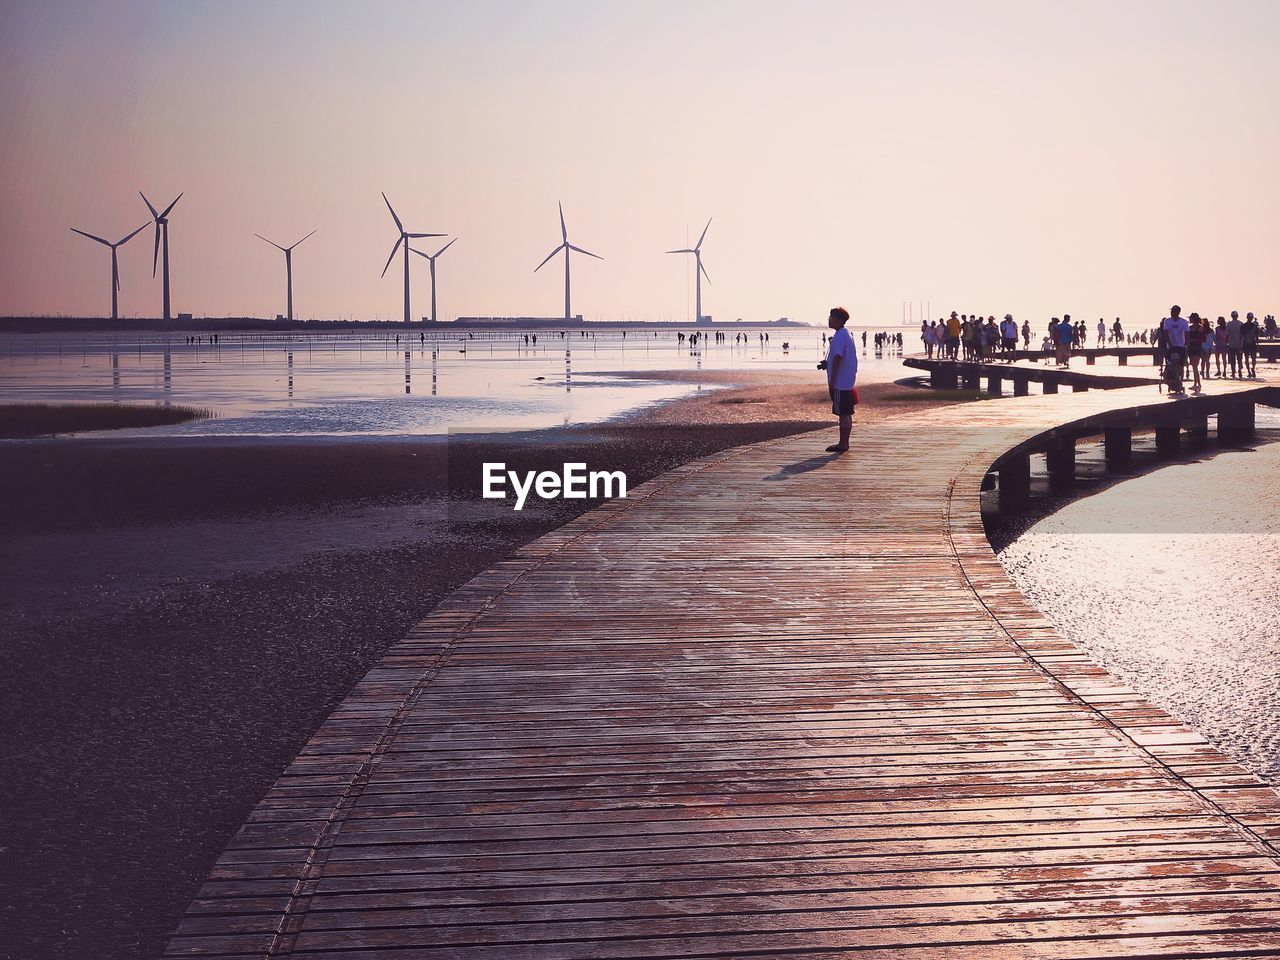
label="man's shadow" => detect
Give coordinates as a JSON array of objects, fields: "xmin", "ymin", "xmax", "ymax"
[{"xmin": 764, "ymin": 454, "xmax": 840, "ymax": 481}]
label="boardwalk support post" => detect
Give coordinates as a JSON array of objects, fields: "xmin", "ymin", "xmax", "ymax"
[
  {"xmin": 1118, "ymin": 354, "xmax": 1128, "ymax": 366},
  {"xmin": 1219, "ymin": 401, "xmax": 1255, "ymax": 445},
  {"xmin": 1155, "ymin": 423, "xmax": 1181, "ymax": 456},
  {"xmin": 1072, "ymin": 382, "xmax": 1090, "ymax": 393},
  {"xmin": 1087, "ymin": 354, "xmax": 1097, "ymax": 366},
  {"xmin": 998, "ymin": 454, "xmax": 1031, "ymax": 503},
  {"xmin": 932, "ymin": 364, "xmax": 958, "ymax": 390},
  {"xmin": 1042, "ymin": 380, "xmax": 1059, "ymax": 395},
  {"xmin": 962, "ymin": 366, "xmax": 980, "ymax": 390},
  {"xmin": 1013, "ymin": 376, "xmax": 1029, "ymax": 397},
  {"xmin": 987, "ymin": 373, "xmax": 1003, "ymax": 397},
  {"xmin": 1187, "ymin": 414, "xmax": 1209, "ymax": 442},
  {"xmin": 1045, "ymin": 436, "xmax": 1076, "ymax": 486},
  {"xmin": 1104, "ymin": 426, "xmax": 1132, "ymax": 470}
]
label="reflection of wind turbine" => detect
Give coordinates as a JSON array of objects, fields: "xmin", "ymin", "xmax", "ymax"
[
  {"xmin": 534, "ymin": 202, "xmax": 601, "ymax": 323},
  {"xmin": 71, "ymin": 222, "xmax": 149, "ymax": 321},
  {"xmin": 255, "ymin": 230, "xmax": 316, "ymax": 321},
  {"xmin": 140, "ymin": 192, "xmax": 183, "ymax": 321},
  {"xmin": 666, "ymin": 218, "xmax": 712, "ymax": 324},
  {"xmin": 410, "ymin": 238, "xmax": 457, "ymax": 323},
  {"xmin": 380, "ymin": 193, "xmax": 445, "ymax": 323}
]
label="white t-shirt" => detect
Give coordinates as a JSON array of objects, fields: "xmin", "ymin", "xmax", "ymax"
[
  {"xmin": 1227, "ymin": 318, "xmax": 1244, "ymax": 348},
  {"xmin": 1162, "ymin": 316, "xmax": 1189, "ymax": 349},
  {"xmin": 826, "ymin": 326, "xmax": 858, "ymax": 391}
]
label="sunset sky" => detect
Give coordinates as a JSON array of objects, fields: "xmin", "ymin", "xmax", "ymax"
[{"xmin": 2, "ymin": 0, "xmax": 1277, "ymax": 326}]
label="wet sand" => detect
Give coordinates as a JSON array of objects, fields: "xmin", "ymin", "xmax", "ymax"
[{"xmin": 0, "ymin": 378, "xmax": 955, "ymax": 960}]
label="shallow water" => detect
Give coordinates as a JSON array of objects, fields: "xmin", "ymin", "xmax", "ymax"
[
  {"xmin": 0, "ymin": 327, "xmax": 913, "ymax": 437},
  {"xmin": 998, "ymin": 432, "xmax": 1280, "ymax": 783}
]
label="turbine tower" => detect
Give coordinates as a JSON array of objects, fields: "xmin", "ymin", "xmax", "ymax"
[
  {"xmin": 70, "ymin": 222, "xmax": 149, "ymax": 321},
  {"xmin": 255, "ymin": 230, "xmax": 316, "ymax": 322},
  {"xmin": 666, "ymin": 218, "xmax": 712, "ymax": 324},
  {"xmin": 140, "ymin": 192, "xmax": 183, "ymax": 321},
  {"xmin": 380, "ymin": 193, "xmax": 445, "ymax": 324},
  {"xmin": 534, "ymin": 202, "xmax": 602, "ymax": 323},
  {"xmin": 410, "ymin": 238, "xmax": 457, "ymax": 323}
]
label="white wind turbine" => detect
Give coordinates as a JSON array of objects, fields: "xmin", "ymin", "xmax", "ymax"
[
  {"xmin": 666, "ymin": 218, "xmax": 712, "ymax": 324},
  {"xmin": 140, "ymin": 191, "xmax": 183, "ymax": 321},
  {"xmin": 410, "ymin": 238, "xmax": 457, "ymax": 323},
  {"xmin": 255, "ymin": 230, "xmax": 316, "ymax": 322},
  {"xmin": 71, "ymin": 222, "xmax": 149, "ymax": 321},
  {"xmin": 534, "ymin": 202, "xmax": 601, "ymax": 323},
  {"xmin": 380, "ymin": 193, "xmax": 446, "ymax": 323}
]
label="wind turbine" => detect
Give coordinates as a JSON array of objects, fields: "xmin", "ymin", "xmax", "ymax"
[
  {"xmin": 140, "ymin": 192, "xmax": 183, "ymax": 321},
  {"xmin": 667, "ymin": 218, "xmax": 712, "ymax": 324},
  {"xmin": 70, "ymin": 222, "xmax": 149, "ymax": 321},
  {"xmin": 255, "ymin": 230, "xmax": 316, "ymax": 321},
  {"xmin": 410, "ymin": 238, "xmax": 457, "ymax": 323},
  {"xmin": 534, "ymin": 202, "xmax": 602, "ymax": 323},
  {"xmin": 380, "ymin": 193, "xmax": 445, "ymax": 323}
]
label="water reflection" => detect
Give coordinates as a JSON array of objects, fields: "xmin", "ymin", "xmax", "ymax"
[{"xmin": 1, "ymin": 327, "xmax": 916, "ymax": 437}]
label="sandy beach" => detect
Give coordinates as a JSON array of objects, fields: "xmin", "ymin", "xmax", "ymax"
[{"xmin": 0, "ymin": 375, "xmax": 959, "ymax": 960}]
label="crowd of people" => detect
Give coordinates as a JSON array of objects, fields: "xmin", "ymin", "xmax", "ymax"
[
  {"xmin": 1156, "ymin": 306, "xmax": 1270, "ymax": 395},
  {"xmin": 919, "ymin": 311, "xmax": 1277, "ymax": 374}
]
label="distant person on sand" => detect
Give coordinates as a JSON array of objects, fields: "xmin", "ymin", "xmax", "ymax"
[{"xmin": 818, "ymin": 306, "xmax": 857, "ymax": 454}]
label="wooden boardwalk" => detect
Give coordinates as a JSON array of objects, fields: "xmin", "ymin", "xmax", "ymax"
[{"xmin": 168, "ymin": 379, "xmax": 1280, "ymax": 959}]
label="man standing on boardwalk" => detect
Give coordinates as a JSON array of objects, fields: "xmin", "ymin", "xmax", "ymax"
[
  {"xmin": 1227, "ymin": 310, "xmax": 1244, "ymax": 378},
  {"xmin": 1054, "ymin": 314, "xmax": 1075, "ymax": 367},
  {"xmin": 819, "ymin": 306, "xmax": 857, "ymax": 453}
]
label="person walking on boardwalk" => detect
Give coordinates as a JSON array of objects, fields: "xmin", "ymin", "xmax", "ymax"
[
  {"xmin": 1186, "ymin": 313, "xmax": 1206, "ymax": 393},
  {"xmin": 1213, "ymin": 317, "xmax": 1228, "ymax": 378},
  {"xmin": 1227, "ymin": 310, "xmax": 1244, "ymax": 378},
  {"xmin": 1000, "ymin": 314, "xmax": 1018, "ymax": 361},
  {"xmin": 945, "ymin": 311, "xmax": 961, "ymax": 359},
  {"xmin": 1242, "ymin": 312, "xmax": 1260, "ymax": 378},
  {"xmin": 1112, "ymin": 317, "xmax": 1124, "ymax": 345},
  {"xmin": 1097, "ymin": 318, "xmax": 1106, "ymax": 346},
  {"xmin": 1021, "ymin": 318, "xmax": 1031, "ymax": 349},
  {"xmin": 1161, "ymin": 305, "xmax": 1190, "ymax": 395},
  {"xmin": 1053, "ymin": 315, "xmax": 1074, "ymax": 367},
  {"xmin": 819, "ymin": 306, "xmax": 857, "ymax": 453}
]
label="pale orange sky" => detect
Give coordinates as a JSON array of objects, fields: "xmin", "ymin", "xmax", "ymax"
[{"xmin": 1, "ymin": 0, "xmax": 1277, "ymax": 325}]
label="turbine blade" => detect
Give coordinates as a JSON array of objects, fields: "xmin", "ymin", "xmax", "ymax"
[
  {"xmin": 152, "ymin": 224, "xmax": 161, "ymax": 277},
  {"xmin": 406, "ymin": 232, "xmax": 446, "ymax": 239},
  {"xmin": 534, "ymin": 244, "xmax": 566, "ymax": 273},
  {"xmin": 255, "ymin": 233, "xmax": 286, "ymax": 252},
  {"xmin": 118, "ymin": 223, "xmax": 149, "ymax": 246},
  {"xmin": 665, "ymin": 248, "xmax": 695, "ymax": 255},
  {"xmin": 290, "ymin": 229, "xmax": 317, "ymax": 250},
  {"xmin": 71, "ymin": 227, "xmax": 110, "ymax": 246},
  {"xmin": 159, "ymin": 192, "xmax": 183, "ymax": 218},
  {"xmin": 567, "ymin": 243, "xmax": 602, "ymax": 260},
  {"xmin": 381, "ymin": 235, "xmax": 403, "ymax": 278},
  {"xmin": 558, "ymin": 202, "xmax": 567, "ymax": 242},
  {"xmin": 140, "ymin": 192, "xmax": 159, "ymax": 219},
  {"xmin": 700, "ymin": 259, "xmax": 712, "ymax": 285},
  {"xmin": 409, "ymin": 247, "xmax": 430, "ymax": 259},
  {"xmin": 382, "ymin": 192, "xmax": 403, "ymax": 232},
  {"xmin": 434, "ymin": 237, "xmax": 457, "ymax": 257},
  {"xmin": 696, "ymin": 217, "xmax": 712, "ymax": 251}
]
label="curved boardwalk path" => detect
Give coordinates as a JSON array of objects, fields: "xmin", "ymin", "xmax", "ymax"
[{"xmin": 169, "ymin": 380, "xmax": 1280, "ymax": 959}]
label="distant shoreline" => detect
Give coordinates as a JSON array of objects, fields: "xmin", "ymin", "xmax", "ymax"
[{"xmin": 0, "ymin": 315, "xmax": 816, "ymax": 334}]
